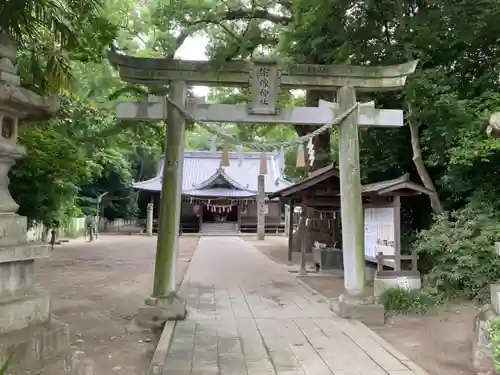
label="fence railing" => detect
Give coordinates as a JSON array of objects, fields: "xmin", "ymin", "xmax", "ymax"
[
  {"xmin": 26, "ymin": 217, "xmax": 87, "ymax": 242},
  {"xmin": 26, "ymin": 217, "xmax": 145, "ymax": 242},
  {"xmin": 102, "ymin": 218, "xmax": 142, "ymax": 232}
]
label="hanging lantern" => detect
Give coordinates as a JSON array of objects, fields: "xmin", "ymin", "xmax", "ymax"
[
  {"xmin": 220, "ymin": 141, "xmax": 230, "ymax": 167},
  {"xmin": 259, "ymin": 151, "xmax": 268, "ymax": 175},
  {"xmin": 296, "ymin": 143, "xmax": 306, "ymax": 167}
]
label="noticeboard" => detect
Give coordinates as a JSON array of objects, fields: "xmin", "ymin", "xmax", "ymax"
[{"xmin": 364, "ymin": 207, "xmax": 396, "ymax": 259}]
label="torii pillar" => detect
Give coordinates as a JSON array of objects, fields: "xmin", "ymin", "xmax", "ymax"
[{"xmin": 139, "ymin": 82, "xmax": 187, "ymax": 325}]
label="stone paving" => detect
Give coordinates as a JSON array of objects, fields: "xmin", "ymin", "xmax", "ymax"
[{"xmin": 164, "ymin": 237, "xmax": 429, "ymax": 375}]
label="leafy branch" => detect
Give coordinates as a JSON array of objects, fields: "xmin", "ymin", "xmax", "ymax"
[{"xmin": 165, "ymin": 5, "xmax": 289, "ymax": 59}]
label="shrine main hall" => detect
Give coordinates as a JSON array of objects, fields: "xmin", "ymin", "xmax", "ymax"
[{"xmin": 134, "ymin": 150, "xmax": 290, "ymax": 234}]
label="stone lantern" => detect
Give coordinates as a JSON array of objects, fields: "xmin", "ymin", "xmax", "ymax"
[{"xmin": 0, "ymin": 33, "xmax": 70, "ymax": 372}]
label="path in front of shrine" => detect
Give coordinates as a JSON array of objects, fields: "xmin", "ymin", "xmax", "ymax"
[{"xmin": 165, "ymin": 237, "xmax": 428, "ymax": 375}]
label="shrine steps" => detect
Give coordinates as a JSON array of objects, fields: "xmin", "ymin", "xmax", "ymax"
[{"xmin": 199, "ymin": 222, "xmax": 239, "ymax": 236}]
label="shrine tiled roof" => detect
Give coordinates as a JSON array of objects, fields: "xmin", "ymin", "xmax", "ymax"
[{"xmin": 133, "ymin": 150, "xmax": 291, "ymax": 197}]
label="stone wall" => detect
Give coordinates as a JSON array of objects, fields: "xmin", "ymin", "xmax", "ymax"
[{"xmin": 471, "ymin": 241, "xmax": 500, "ymax": 373}]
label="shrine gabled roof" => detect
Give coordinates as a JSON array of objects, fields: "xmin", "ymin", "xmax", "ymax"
[
  {"xmin": 133, "ymin": 150, "xmax": 291, "ymax": 195},
  {"xmin": 267, "ymin": 164, "xmax": 339, "ymax": 199},
  {"xmin": 185, "ymin": 167, "xmax": 253, "ymax": 193},
  {"xmin": 361, "ymin": 173, "xmax": 434, "ymax": 196}
]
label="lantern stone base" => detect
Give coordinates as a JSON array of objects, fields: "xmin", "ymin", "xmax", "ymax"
[
  {"xmin": 0, "ymin": 319, "xmax": 71, "ymax": 374},
  {"xmin": 0, "ymin": 215, "xmax": 71, "ymax": 372},
  {"xmin": 0, "ymin": 221, "xmax": 52, "ymax": 335},
  {"xmin": 136, "ymin": 292, "xmax": 187, "ymax": 328},
  {"xmin": 0, "ymin": 289, "xmax": 51, "ymax": 335},
  {"xmin": 331, "ymin": 293, "xmax": 385, "ymax": 325}
]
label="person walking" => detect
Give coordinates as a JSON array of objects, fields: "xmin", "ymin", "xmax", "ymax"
[{"xmin": 85, "ymin": 211, "xmax": 96, "ymax": 241}]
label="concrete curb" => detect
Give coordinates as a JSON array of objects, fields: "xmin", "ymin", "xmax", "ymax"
[
  {"xmin": 145, "ymin": 238, "xmax": 200, "ymax": 375},
  {"xmin": 146, "ymin": 321, "xmax": 176, "ymax": 375}
]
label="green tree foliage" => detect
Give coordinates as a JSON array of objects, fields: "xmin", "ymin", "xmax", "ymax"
[
  {"xmin": 414, "ymin": 202, "xmax": 500, "ymax": 302},
  {"xmin": 1, "ymin": 0, "xmax": 118, "ymax": 92},
  {"xmin": 8, "ymin": 90, "xmax": 162, "ymax": 226},
  {"xmin": 10, "ymin": 119, "xmax": 91, "ymax": 226},
  {"xmin": 2, "ymin": 0, "xmax": 165, "ymax": 226},
  {"xmin": 78, "ymin": 149, "xmax": 138, "ymax": 221}
]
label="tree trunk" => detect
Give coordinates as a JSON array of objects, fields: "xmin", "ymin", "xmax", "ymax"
[
  {"xmin": 394, "ymin": 0, "xmax": 445, "ymax": 216},
  {"xmin": 408, "ymin": 105, "xmax": 445, "ymax": 214}
]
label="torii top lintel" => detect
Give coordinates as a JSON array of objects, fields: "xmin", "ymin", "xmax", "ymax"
[{"xmin": 107, "ymin": 51, "xmax": 418, "ymax": 92}]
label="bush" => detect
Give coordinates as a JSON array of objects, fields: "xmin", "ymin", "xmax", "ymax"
[
  {"xmin": 378, "ymin": 287, "xmax": 439, "ymax": 315},
  {"xmin": 413, "ymin": 203, "xmax": 500, "ymax": 302}
]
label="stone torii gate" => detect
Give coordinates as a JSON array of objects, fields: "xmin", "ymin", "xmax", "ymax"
[{"xmin": 108, "ymin": 51, "xmax": 417, "ymax": 323}]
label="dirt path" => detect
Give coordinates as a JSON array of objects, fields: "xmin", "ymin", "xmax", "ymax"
[
  {"xmin": 248, "ymin": 236, "xmax": 476, "ymax": 375},
  {"xmin": 35, "ymin": 235, "xmax": 199, "ymax": 375}
]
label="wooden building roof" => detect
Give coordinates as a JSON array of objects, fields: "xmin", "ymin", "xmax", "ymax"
[{"xmin": 268, "ymin": 165, "xmax": 433, "ymax": 206}]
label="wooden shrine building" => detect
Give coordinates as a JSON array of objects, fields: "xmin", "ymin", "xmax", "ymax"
[
  {"xmin": 269, "ymin": 165, "xmax": 434, "ymax": 268},
  {"xmin": 134, "ymin": 150, "xmax": 290, "ymax": 233}
]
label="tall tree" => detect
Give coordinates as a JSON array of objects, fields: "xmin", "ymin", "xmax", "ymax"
[{"xmin": 1, "ymin": 0, "xmax": 118, "ymax": 92}]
